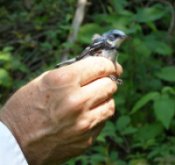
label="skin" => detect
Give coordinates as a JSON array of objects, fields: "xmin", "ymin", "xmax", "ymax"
[{"xmin": 0, "ymin": 57, "xmax": 123, "ymax": 165}]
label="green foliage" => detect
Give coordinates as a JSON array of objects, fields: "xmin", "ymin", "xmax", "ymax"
[
  {"xmin": 156, "ymin": 66, "xmax": 175, "ymax": 82},
  {"xmin": 131, "ymin": 92, "xmax": 160, "ymax": 114},
  {"xmin": 134, "ymin": 4, "xmax": 167, "ymax": 23},
  {"xmin": 0, "ymin": 0, "xmax": 175, "ymax": 164},
  {"xmin": 154, "ymin": 93, "xmax": 175, "ymax": 129},
  {"xmin": 0, "ymin": 68, "xmax": 12, "ymax": 87}
]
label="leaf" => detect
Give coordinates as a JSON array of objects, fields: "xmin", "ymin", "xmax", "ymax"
[
  {"xmin": 116, "ymin": 115, "xmax": 131, "ymax": 131},
  {"xmin": 0, "ymin": 53, "xmax": 12, "ymax": 63},
  {"xmin": 131, "ymin": 92, "xmax": 160, "ymax": 114},
  {"xmin": 135, "ymin": 5, "xmax": 167, "ymax": 23},
  {"xmin": 121, "ymin": 126, "xmax": 137, "ymax": 135},
  {"xmin": 162, "ymin": 86, "xmax": 175, "ymax": 95},
  {"xmin": 155, "ymin": 42, "xmax": 172, "ymax": 56},
  {"xmin": 11, "ymin": 59, "xmax": 28, "ymax": 72},
  {"xmin": 0, "ymin": 68, "xmax": 12, "ymax": 87},
  {"xmin": 153, "ymin": 94, "xmax": 175, "ymax": 129},
  {"xmin": 89, "ymin": 153, "xmax": 105, "ymax": 164},
  {"xmin": 156, "ymin": 66, "xmax": 175, "ymax": 82},
  {"xmin": 3, "ymin": 46, "xmax": 14, "ymax": 52},
  {"xmin": 132, "ymin": 38, "xmax": 151, "ymax": 57},
  {"xmin": 145, "ymin": 35, "xmax": 173, "ymax": 56},
  {"xmin": 134, "ymin": 123, "xmax": 163, "ymax": 142},
  {"xmin": 97, "ymin": 121, "xmax": 116, "ymax": 142},
  {"xmin": 0, "ymin": 50, "xmax": 12, "ymax": 63},
  {"xmin": 130, "ymin": 159, "xmax": 149, "ymax": 165},
  {"xmin": 110, "ymin": 0, "xmax": 127, "ymax": 14}
]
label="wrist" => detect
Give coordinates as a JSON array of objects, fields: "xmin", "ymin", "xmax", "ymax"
[
  {"xmin": 0, "ymin": 84, "xmax": 38, "ymax": 164},
  {"xmin": 0, "ymin": 95, "xmax": 28, "ymax": 152}
]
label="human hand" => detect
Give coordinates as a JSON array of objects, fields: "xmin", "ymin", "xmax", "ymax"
[{"xmin": 0, "ymin": 57, "xmax": 122, "ymax": 165}]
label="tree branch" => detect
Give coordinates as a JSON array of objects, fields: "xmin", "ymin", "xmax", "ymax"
[{"xmin": 60, "ymin": 0, "xmax": 89, "ymax": 61}]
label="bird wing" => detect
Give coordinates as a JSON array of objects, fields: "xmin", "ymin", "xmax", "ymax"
[
  {"xmin": 55, "ymin": 58, "xmax": 76, "ymax": 68},
  {"xmin": 76, "ymin": 38, "xmax": 106, "ymax": 60},
  {"xmin": 92, "ymin": 34, "xmax": 102, "ymax": 41}
]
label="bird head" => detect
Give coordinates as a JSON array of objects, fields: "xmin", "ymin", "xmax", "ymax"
[{"xmin": 103, "ymin": 29, "xmax": 128, "ymax": 48}]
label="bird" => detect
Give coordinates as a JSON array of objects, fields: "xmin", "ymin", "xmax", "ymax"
[{"xmin": 55, "ymin": 29, "xmax": 128, "ymax": 84}]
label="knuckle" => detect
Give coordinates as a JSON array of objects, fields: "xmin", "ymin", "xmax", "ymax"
[
  {"xmin": 41, "ymin": 71, "xmax": 53, "ymax": 86},
  {"xmin": 98, "ymin": 65, "xmax": 106, "ymax": 76},
  {"xmin": 79, "ymin": 137, "xmax": 93, "ymax": 149},
  {"xmin": 55, "ymin": 70, "xmax": 75, "ymax": 83},
  {"xmin": 107, "ymin": 100, "xmax": 115, "ymax": 117},
  {"xmin": 101, "ymin": 99, "xmax": 115, "ymax": 118},
  {"xmin": 66, "ymin": 93, "xmax": 83, "ymax": 110},
  {"xmin": 106, "ymin": 78, "xmax": 117, "ymax": 93},
  {"xmin": 43, "ymin": 69, "xmax": 76, "ymax": 86},
  {"xmin": 100, "ymin": 108, "xmax": 107, "ymax": 118},
  {"xmin": 79, "ymin": 120, "xmax": 91, "ymax": 133},
  {"xmin": 91, "ymin": 57, "xmax": 114, "ymax": 76},
  {"xmin": 116, "ymin": 63, "xmax": 123, "ymax": 76},
  {"xmin": 85, "ymin": 137, "xmax": 93, "ymax": 147},
  {"xmin": 111, "ymin": 82, "xmax": 117, "ymax": 93},
  {"xmin": 102, "ymin": 78, "xmax": 117, "ymax": 99}
]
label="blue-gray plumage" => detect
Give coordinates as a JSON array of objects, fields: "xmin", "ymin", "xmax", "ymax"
[{"xmin": 56, "ymin": 29, "xmax": 128, "ymax": 83}]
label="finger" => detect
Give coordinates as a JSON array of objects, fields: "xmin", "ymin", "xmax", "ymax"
[
  {"xmin": 115, "ymin": 62, "xmax": 123, "ymax": 76},
  {"xmin": 78, "ymin": 123, "xmax": 105, "ymax": 148},
  {"xmin": 68, "ymin": 123, "xmax": 105, "ymax": 148},
  {"xmin": 69, "ymin": 56, "xmax": 117, "ymax": 86},
  {"xmin": 88, "ymin": 98, "xmax": 115, "ymax": 128},
  {"xmin": 80, "ymin": 77, "xmax": 117, "ymax": 109},
  {"xmin": 68, "ymin": 99, "xmax": 114, "ymax": 135}
]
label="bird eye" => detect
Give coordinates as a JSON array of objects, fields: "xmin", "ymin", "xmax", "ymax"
[{"xmin": 113, "ymin": 34, "xmax": 120, "ymax": 38}]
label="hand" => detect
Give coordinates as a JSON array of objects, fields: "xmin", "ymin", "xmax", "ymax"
[{"xmin": 0, "ymin": 57, "xmax": 122, "ymax": 165}]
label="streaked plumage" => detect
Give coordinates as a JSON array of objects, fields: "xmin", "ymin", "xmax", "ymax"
[{"xmin": 56, "ymin": 29, "xmax": 128, "ymax": 83}]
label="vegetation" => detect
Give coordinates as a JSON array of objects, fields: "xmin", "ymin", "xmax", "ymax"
[{"xmin": 0, "ymin": 0, "xmax": 175, "ymax": 164}]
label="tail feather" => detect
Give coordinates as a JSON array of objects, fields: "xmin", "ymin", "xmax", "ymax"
[{"xmin": 55, "ymin": 58, "xmax": 76, "ymax": 68}]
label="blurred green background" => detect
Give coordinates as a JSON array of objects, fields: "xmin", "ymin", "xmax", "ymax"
[{"xmin": 0, "ymin": 0, "xmax": 175, "ymax": 164}]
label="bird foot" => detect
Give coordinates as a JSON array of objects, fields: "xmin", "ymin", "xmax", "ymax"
[
  {"xmin": 116, "ymin": 78, "xmax": 123, "ymax": 85},
  {"xmin": 109, "ymin": 75, "xmax": 123, "ymax": 85}
]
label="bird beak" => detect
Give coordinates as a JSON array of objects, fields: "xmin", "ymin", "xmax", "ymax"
[
  {"xmin": 121, "ymin": 35, "xmax": 130, "ymax": 40},
  {"xmin": 115, "ymin": 35, "xmax": 130, "ymax": 48}
]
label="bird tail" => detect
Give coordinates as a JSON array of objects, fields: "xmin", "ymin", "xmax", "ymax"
[{"xmin": 55, "ymin": 58, "xmax": 76, "ymax": 68}]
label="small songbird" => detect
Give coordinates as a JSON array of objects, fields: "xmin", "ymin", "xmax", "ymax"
[{"xmin": 56, "ymin": 29, "xmax": 128, "ymax": 84}]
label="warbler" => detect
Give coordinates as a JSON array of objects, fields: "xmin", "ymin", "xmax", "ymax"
[{"xmin": 56, "ymin": 29, "xmax": 128, "ymax": 84}]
